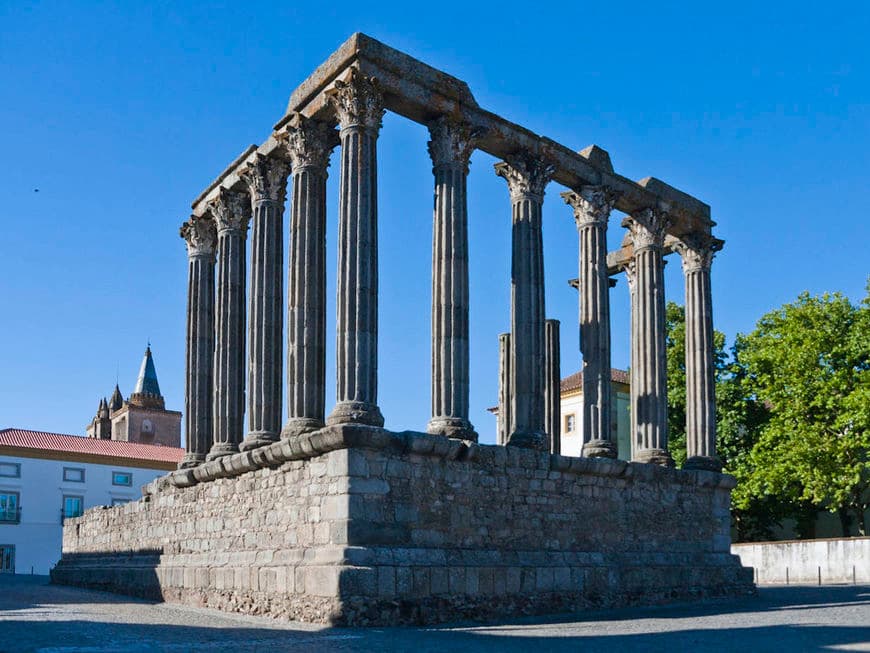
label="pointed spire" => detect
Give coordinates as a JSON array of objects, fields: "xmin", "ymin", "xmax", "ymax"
[
  {"xmin": 134, "ymin": 345, "xmax": 162, "ymax": 397},
  {"xmin": 109, "ymin": 384, "xmax": 124, "ymax": 411}
]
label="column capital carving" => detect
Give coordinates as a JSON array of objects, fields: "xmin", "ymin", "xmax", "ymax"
[
  {"xmin": 494, "ymin": 153, "xmax": 555, "ymax": 202},
  {"xmin": 280, "ymin": 114, "xmax": 340, "ymax": 172},
  {"xmin": 673, "ymin": 233, "xmax": 724, "ymax": 274},
  {"xmin": 561, "ymin": 185, "xmax": 620, "ymax": 228},
  {"xmin": 180, "ymin": 215, "xmax": 217, "ymax": 258},
  {"xmin": 622, "ymin": 207, "xmax": 670, "ymax": 251},
  {"xmin": 426, "ymin": 117, "xmax": 484, "ymax": 172},
  {"xmin": 326, "ymin": 68, "xmax": 385, "ymax": 132},
  {"xmin": 240, "ymin": 153, "xmax": 290, "ymax": 204},
  {"xmin": 208, "ymin": 188, "xmax": 251, "ymax": 234}
]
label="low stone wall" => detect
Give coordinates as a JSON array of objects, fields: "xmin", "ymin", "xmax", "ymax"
[
  {"xmin": 732, "ymin": 537, "xmax": 870, "ymax": 584},
  {"xmin": 52, "ymin": 425, "xmax": 754, "ymax": 625}
]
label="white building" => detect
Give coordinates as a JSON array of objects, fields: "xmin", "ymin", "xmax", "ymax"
[
  {"xmin": 0, "ymin": 428, "xmax": 182, "ymax": 575},
  {"xmin": 558, "ymin": 369, "xmax": 631, "ymax": 458}
]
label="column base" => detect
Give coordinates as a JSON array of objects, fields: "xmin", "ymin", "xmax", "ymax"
[
  {"xmin": 206, "ymin": 442, "xmax": 240, "ymax": 461},
  {"xmin": 178, "ymin": 453, "xmax": 205, "ymax": 469},
  {"xmin": 633, "ymin": 448, "xmax": 675, "ymax": 467},
  {"xmin": 426, "ymin": 417, "xmax": 478, "ymax": 442},
  {"xmin": 326, "ymin": 401, "xmax": 385, "ymax": 428},
  {"xmin": 582, "ymin": 439, "xmax": 618, "ymax": 459},
  {"xmin": 683, "ymin": 455, "xmax": 723, "ymax": 473},
  {"xmin": 507, "ymin": 429, "xmax": 546, "ymax": 451},
  {"xmin": 281, "ymin": 417, "xmax": 325, "ymax": 439},
  {"xmin": 239, "ymin": 431, "xmax": 280, "ymax": 451}
]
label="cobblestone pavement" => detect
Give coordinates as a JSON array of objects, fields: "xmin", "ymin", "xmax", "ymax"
[{"xmin": 0, "ymin": 576, "xmax": 868, "ymax": 652}]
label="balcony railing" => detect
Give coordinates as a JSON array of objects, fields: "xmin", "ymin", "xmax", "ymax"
[{"xmin": 0, "ymin": 508, "xmax": 21, "ymax": 524}]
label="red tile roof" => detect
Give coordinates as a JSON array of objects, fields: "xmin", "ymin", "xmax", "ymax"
[
  {"xmin": 0, "ymin": 428, "xmax": 184, "ymax": 464},
  {"xmin": 560, "ymin": 368, "xmax": 630, "ymax": 394}
]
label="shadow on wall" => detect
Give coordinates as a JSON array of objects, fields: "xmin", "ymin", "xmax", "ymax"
[{"xmin": 49, "ymin": 548, "xmax": 164, "ymax": 601}]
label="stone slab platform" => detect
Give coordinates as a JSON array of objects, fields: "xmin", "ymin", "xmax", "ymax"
[{"xmin": 52, "ymin": 426, "xmax": 754, "ymax": 625}]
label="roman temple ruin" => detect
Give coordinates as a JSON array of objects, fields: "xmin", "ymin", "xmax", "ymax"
[{"xmin": 52, "ymin": 33, "xmax": 752, "ymax": 625}]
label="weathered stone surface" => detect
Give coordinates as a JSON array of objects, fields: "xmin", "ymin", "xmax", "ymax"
[
  {"xmin": 54, "ymin": 428, "xmax": 753, "ymax": 626},
  {"xmin": 179, "ymin": 215, "xmax": 217, "ymax": 468}
]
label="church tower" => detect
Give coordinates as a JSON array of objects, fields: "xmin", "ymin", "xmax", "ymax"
[{"xmin": 86, "ymin": 345, "xmax": 182, "ymax": 447}]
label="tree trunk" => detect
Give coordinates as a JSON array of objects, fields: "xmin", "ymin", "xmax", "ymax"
[{"xmin": 838, "ymin": 508, "xmax": 853, "ymax": 537}]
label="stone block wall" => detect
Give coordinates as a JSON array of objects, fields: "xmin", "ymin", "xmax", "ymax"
[{"xmin": 52, "ymin": 425, "xmax": 754, "ymax": 625}]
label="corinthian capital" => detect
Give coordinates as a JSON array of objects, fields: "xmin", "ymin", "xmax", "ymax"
[
  {"xmin": 280, "ymin": 114, "xmax": 339, "ymax": 172},
  {"xmin": 494, "ymin": 153, "xmax": 555, "ymax": 201},
  {"xmin": 326, "ymin": 68, "xmax": 385, "ymax": 132},
  {"xmin": 674, "ymin": 233, "xmax": 724, "ymax": 274},
  {"xmin": 622, "ymin": 207, "xmax": 670, "ymax": 251},
  {"xmin": 561, "ymin": 185, "xmax": 620, "ymax": 228},
  {"xmin": 427, "ymin": 117, "xmax": 484, "ymax": 172},
  {"xmin": 180, "ymin": 215, "xmax": 217, "ymax": 258},
  {"xmin": 240, "ymin": 153, "xmax": 290, "ymax": 204},
  {"xmin": 208, "ymin": 188, "xmax": 251, "ymax": 234}
]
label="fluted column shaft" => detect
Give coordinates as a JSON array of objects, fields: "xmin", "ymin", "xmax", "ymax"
[
  {"xmin": 563, "ymin": 186, "xmax": 619, "ymax": 458},
  {"xmin": 624, "ymin": 209, "xmax": 674, "ymax": 466},
  {"xmin": 240, "ymin": 154, "xmax": 289, "ymax": 450},
  {"xmin": 426, "ymin": 117, "xmax": 479, "ymax": 440},
  {"xmin": 497, "ymin": 333, "xmax": 512, "ymax": 445},
  {"xmin": 179, "ymin": 216, "xmax": 217, "ymax": 468},
  {"xmin": 326, "ymin": 69, "xmax": 385, "ymax": 427},
  {"xmin": 495, "ymin": 155, "xmax": 553, "ymax": 450},
  {"xmin": 624, "ymin": 262, "xmax": 639, "ymax": 459},
  {"xmin": 544, "ymin": 318, "xmax": 561, "ymax": 454},
  {"xmin": 678, "ymin": 236, "xmax": 723, "ymax": 471},
  {"xmin": 281, "ymin": 116, "xmax": 339, "ymax": 438},
  {"xmin": 208, "ymin": 190, "xmax": 251, "ymax": 460}
]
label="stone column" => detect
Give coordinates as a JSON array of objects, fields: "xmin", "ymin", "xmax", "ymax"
[
  {"xmin": 562, "ymin": 186, "xmax": 619, "ymax": 459},
  {"xmin": 325, "ymin": 69, "xmax": 385, "ymax": 427},
  {"xmin": 623, "ymin": 208, "xmax": 674, "ymax": 466},
  {"xmin": 544, "ymin": 319, "xmax": 561, "ymax": 455},
  {"xmin": 239, "ymin": 154, "xmax": 289, "ymax": 450},
  {"xmin": 426, "ymin": 117, "xmax": 480, "ymax": 440},
  {"xmin": 207, "ymin": 189, "xmax": 251, "ymax": 460},
  {"xmin": 676, "ymin": 234, "xmax": 724, "ymax": 472},
  {"xmin": 280, "ymin": 115, "xmax": 339, "ymax": 438},
  {"xmin": 623, "ymin": 261, "xmax": 639, "ymax": 460},
  {"xmin": 179, "ymin": 215, "xmax": 217, "ymax": 468},
  {"xmin": 495, "ymin": 155, "xmax": 554, "ymax": 450},
  {"xmin": 497, "ymin": 333, "xmax": 512, "ymax": 446}
]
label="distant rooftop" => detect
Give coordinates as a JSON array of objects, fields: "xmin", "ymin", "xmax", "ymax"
[
  {"xmin": 560, "ymin": 368, "xmax": 630, "ymax": 394},
  {"xmin": 0, "ymin": 428, "xmax": 183, "ymax": 467}
]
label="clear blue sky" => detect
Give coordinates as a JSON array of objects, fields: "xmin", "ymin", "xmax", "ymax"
[{"xmin": 1, "ymin": 1, "xmax": 867, "ymax": 444}]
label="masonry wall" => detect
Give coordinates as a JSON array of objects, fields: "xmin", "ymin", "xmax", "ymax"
[
  {"xmin": 52, "ymin": 426, "xmax": 754, "ymax": 625},
  {"xmin": 732, "ymin": 537, "xmax": 870, "ymax": 584}
]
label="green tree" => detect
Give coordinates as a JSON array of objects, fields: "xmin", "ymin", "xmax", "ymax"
[{"xmin": 735, "ymin": 288, "xmax": 870, "ymax": 535}]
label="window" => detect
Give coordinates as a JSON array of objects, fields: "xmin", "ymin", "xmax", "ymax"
[
  {"xmin": 62, "ymin": 495, "xmax": 83, "ymax": 523},
  {"xmin": 63, "ymin": 467, "xmax": 85, "ymax": 483},
  {"xmin": 111, "ymin": 498, "xmax": 130, "ymax": 507},
  {"xmin": 0, "ymin": 493, "xmax": 19, "ymax": 523},
  {"xmin": 0, "ymin": 462, "xmax": 20, "ymax": 478},
  {"xmin": 141, "ymin": 419, "xmax": 153, "ymax": 433},
  {"xmin": 112, "ymin": 472, "xmax": 132, "ymax": 487},
  {"xmin": 564, "ymin": 414, "xmax": 576, "ymax": 433},
  {"xmin": 0, "ymin": 545, "xmax": 14, "ymax": 573}
]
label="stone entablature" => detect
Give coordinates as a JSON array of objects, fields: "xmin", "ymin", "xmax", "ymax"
[{"xmin": 53, "ymin": 428, "xmax": 752, "ymax": 625}]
